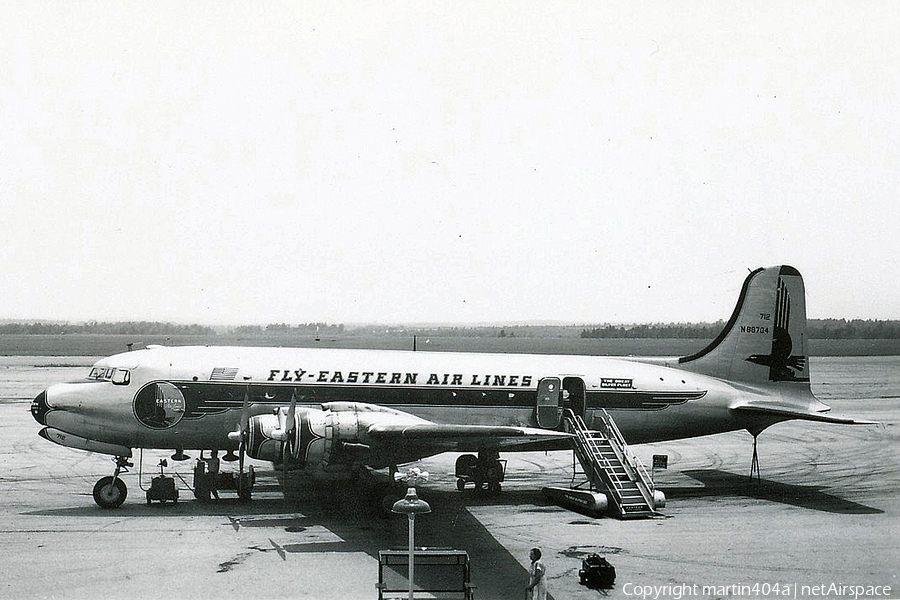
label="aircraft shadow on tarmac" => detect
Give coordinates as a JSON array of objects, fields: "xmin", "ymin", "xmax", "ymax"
[
  {"xmin": 673, "ymin": 469, "xmax": 883, "ymax": 514},
  {"xmin": 26, "ymin": 481, "xmax": 551, "ymax": 600}
]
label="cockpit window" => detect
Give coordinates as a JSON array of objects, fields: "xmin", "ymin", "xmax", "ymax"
[
  {"xmin": 88, "ymin": 367, "xmax": 131, "ymax": 386},
  {"xmin": 111, "ymin": 369, "xmax": 131, "ymax": 385}
]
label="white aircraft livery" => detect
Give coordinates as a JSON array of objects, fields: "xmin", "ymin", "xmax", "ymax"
[{"xmin": 30, "ymin": 265, "xmax": 872, "ymax": 514}]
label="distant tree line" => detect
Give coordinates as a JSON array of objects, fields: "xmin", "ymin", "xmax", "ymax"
[
  {"xmin": 580, "ymin": 322, "xmax": 726, "ymax": 339},
  {"xmin": 231, "ymin": 322, "xmax": 345, "ymax": 335},
  {"xmin": 580, "ymin": 319, "xmax": 900, "ymax": 340},
  {"xmin": 0, "ymin": 321, "xmax": 215, "ymax": 335},
  {"xmin": 4, "ymin": 318, "xmax": 899, "ymax": 339},
  {"xmin": 806, "ymin": 319, "xmax": 900, "ymax": 339},
  {"xmin": 351, "ymin": 325, "xmax": 573, "ymax": 338}
]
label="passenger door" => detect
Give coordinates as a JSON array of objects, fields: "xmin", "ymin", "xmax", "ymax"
[{"xmin": 535, "ymin": 377, "xmax": 561, "ymax": 428}]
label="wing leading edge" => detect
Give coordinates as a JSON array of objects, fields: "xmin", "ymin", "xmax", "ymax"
[{"xmin": 367, "ymin": 422, "xmax": 574, "ymax": 452}]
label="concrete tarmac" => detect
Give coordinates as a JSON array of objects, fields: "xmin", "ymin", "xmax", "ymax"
[{"xmin": 0, "ymin": 356, "xmax": 897, "ymax": 600}]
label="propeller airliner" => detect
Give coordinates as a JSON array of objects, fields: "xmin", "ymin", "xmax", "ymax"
[{"xmin": 30, "ymin": 266, "xmax": 872, "ymax": 515}]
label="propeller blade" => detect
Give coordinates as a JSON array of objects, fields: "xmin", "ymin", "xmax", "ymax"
[
  {"xmin": 280, "ymin": 389, "xmax": 298, "ymax": 496},
  {"xmin": 282, "ymin": 441, "xmax": 289, "ymax": 495},
  {"xmin": 240, "ymin": 385, "xmax": 251, "ymax": 437},
  {"xmin": 286, "ymin": 390, "xmax": 297, "ymax": 432},
  {"xmin": 228, "ymin": 384, "xmax": 252, "ymax": 443},
  {"xmin": 285, "ymin": 389, "xmax": 297, "ymax": 453},
  {"xmin": 238, "ymin": 439, "xmax": 245, "ymax": 490}
]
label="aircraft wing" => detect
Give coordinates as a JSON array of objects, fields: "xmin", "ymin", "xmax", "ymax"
[
  {"xmin": 730, "ymin": 402, "xmax": 878, "ymax": 425},
  {"xmin": 366, "ymin": 422, "xmax": 574, "ymax": 452}
]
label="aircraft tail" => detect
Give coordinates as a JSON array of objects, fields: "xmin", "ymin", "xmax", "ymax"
[
  {"xmin": 677, "ymin": 266, "xmax": 811, "ymax": 385},
  {"xmin": 678, "ymin": 265, "xmax": 877, "ymax": 428}
]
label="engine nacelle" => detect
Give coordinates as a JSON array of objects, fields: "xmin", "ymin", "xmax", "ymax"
[{"xmin": 245, "ymin": 407, "xmax": 362, "ymax": 473}]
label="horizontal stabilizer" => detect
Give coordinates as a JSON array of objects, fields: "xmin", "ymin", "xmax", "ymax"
[{"xmin": 732, "ymin": 404, "xmax": 878, "ymax": 425}]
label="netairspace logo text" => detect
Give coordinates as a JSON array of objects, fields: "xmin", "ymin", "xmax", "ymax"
[{"xmin": 623, "ymin": 582, "xmax": 893, "ymax": 600}]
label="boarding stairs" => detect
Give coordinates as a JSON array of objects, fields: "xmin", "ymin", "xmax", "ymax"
[{"xmin": 564, "ymin": 408, "xmax": 658, "ymax": 519}]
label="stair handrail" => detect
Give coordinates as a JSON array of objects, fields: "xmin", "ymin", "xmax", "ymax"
[
  {"xmin": 598, "ymin": 408, "xmax": 657, "ymax": 500},
  {"xmin": 563, "ymin": 410, "xmax": 629, "ymax": 500}
]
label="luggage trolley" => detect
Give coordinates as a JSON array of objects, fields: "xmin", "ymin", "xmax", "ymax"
[{"xmin": 146, "ymin": 459, "xmax": 179, "ymax": 505}]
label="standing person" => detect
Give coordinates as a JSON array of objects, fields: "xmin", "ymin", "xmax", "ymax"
[
  {"xmin": 206, "ymin": 450, "xmax": 220, "ymax": 500},
  {"xmin": 527, "ymin": 547, "xmax": 547, "ymax": 600}
]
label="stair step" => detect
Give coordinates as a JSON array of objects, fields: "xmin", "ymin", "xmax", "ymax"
[{"xmin": 566, "ymin": 412, "xmax": 659, "ymax": 520}]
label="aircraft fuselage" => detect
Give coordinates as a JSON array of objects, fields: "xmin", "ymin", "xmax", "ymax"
[{"xmin": 33, "ymin": 345, "xmax": 772, "ymax": 457}]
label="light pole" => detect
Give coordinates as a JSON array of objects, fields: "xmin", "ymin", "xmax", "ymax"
[{"xmin": 391, "ymin": 467, "xmax": 431, "ymax": 600}]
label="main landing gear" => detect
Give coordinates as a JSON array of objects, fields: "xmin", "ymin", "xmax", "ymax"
[
  {"xmin": 192, "ymin": 456, "xmax": 255, "ymax": 502},
  {"xmin": 455, "ymin": 450, "xmax": 505, "ymax": 494},
  {"xmin": 93, "ymin": 455, "xmax": 132, "ymax": 509}
]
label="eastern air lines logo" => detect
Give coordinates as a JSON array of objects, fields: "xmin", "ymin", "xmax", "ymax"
[
  {"xmin": 745, "ymin": 277, "xmax": 808, "ymax": 382},
  {"xmin": 134, "ymin": 382, "xmax": 187, "ymax": 429}
]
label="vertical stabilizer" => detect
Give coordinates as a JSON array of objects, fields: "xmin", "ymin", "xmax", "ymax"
[{"xmin": 678, "ymin": 266, "xmax": 810, "ymax": 384}]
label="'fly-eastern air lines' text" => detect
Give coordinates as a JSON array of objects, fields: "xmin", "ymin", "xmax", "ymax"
[{"xmin": 266, "ymin": 369, "xmax": 533, "ymax": 387}]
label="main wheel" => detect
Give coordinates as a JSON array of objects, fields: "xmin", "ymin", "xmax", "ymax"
[
  {"xmin": 456, "ymin": 478, "xmax": 466, "ymax": 491},
  {"xmin": 195, "ymin": 485, "xmax": 211, "ymax": 502},
  {"xmin": 486, "ymin": 460, "xmax": 504, "ymax": 483},
  {"xmin": 93, "ymin": 476, "xmax": 127, "ymax": 508},
  {"xmin": 237, "ymin": 473, "xmax": 252, "ymax": 501},
  {"xmin": 455, "ymin": 454, "xmax": 477, "ymax": 478}
]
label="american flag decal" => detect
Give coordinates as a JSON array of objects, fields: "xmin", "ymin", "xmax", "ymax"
[{"xmin": 210, "ymin": 367, "xmax": 239, "ymax": 381}]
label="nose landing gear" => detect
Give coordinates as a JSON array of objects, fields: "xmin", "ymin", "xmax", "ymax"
[{"xmin": 93, "ymin": 456, "xmax": 133, "ymax": 509}]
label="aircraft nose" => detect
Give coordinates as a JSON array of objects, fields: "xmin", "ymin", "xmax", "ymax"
[{"xmin": 31, "ymin": 390, "xmax": 51, "ymax": 425}]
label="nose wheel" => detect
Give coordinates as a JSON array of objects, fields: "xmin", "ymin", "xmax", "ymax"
[
  {"xmin": 93, "ymin": 476, "xmax": 127, "ymax": 508},
  {"xmin": 93, "ymin": 456, "xmax": 132, "ymax": 509}
]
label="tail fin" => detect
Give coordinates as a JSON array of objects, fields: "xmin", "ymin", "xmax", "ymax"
[{"xmin": 678, "ymin": 266, "xmax": 810, "ymax": 384}]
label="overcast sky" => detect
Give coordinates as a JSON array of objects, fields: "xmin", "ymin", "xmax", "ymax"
[{"xmin": 2, "ymin": 2, "xmax": 898, "ymax": 326}]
